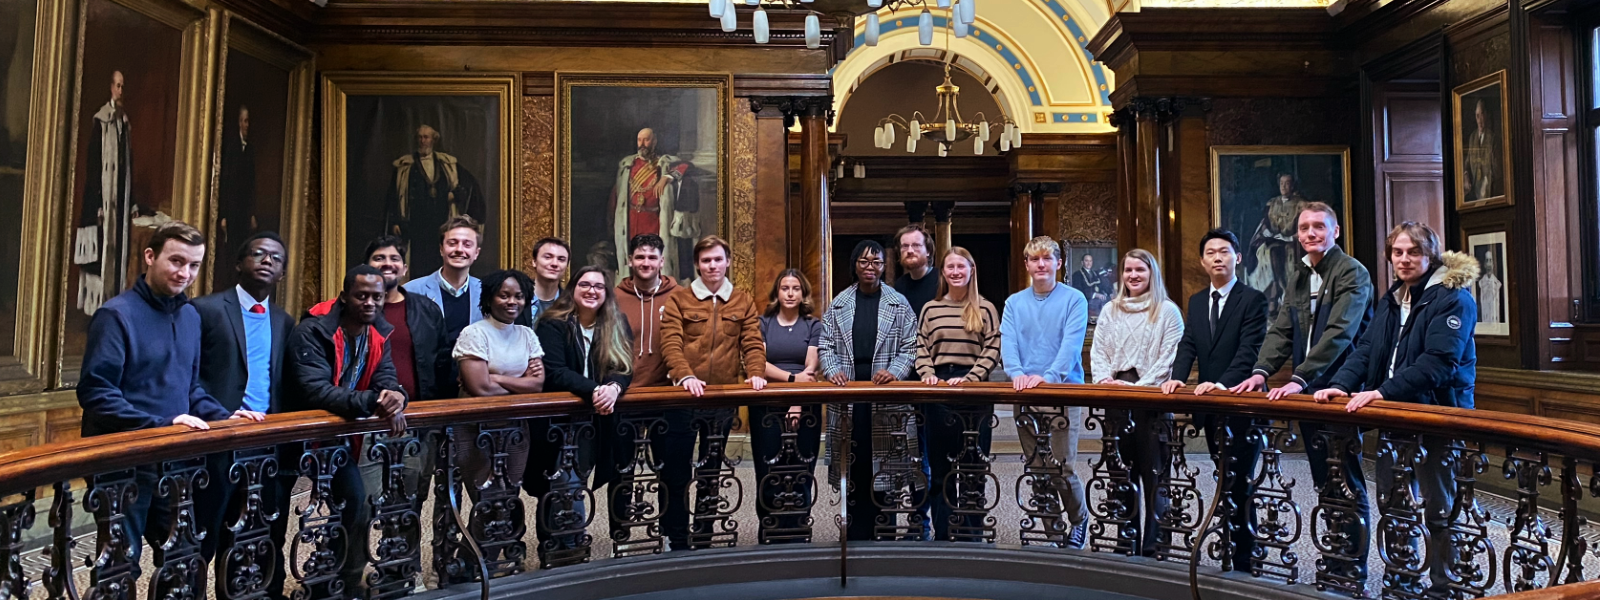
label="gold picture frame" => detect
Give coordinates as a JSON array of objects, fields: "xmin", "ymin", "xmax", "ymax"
[
  {"xmin": 1452, "ymin": 70, "xmax": 1511, "ymax": 211},
  {"xmin": 320, "ymin": 71, "xmax": 521, "ymax": 299},
  {"xmin": 205, "ymin": 10, "xmax": 313, "ymax": 314},
  {"xmin": 1210, "ymin": 145, "xmax": 1353, "ymax": 317},
  {"xmin": 56, "ymin": 0, "xmax": 215, "ymax": 387},
  {"xmin": 555, "ymin": 73, "xmax": 732, "ymax": 287}
]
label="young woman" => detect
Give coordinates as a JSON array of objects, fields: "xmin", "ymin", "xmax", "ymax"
[
  {"xmin": 819, "ymin": 239, "xmax": 922, "ymax": 542},
  {"xmin": 452, "ymin": 269, "xmax": 544, "ymax": 565},
  {"xmin": 535, "ymin": 265, "xmax": 635, "ymax": 553},
  {"xmin": 752, "ymin": 268, "xmax": 822, "ymax": 543},
  {"xmin": 1089, "ymin": 248, "xmax": 1184, "ymax": 556},
  {"xmin": 914, "ymin": 247, "xmax": 1001, "ymax": 542}
]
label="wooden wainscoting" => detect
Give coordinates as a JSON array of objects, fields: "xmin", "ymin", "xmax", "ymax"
[{"xmin": 1476, "ymin": 367, "xmax": 1600, "ymax": 422}]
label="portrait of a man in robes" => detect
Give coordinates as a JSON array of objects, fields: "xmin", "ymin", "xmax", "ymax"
[
  {"xmin": 610, "ymin": 127, "xmax": 699, "ymax": 279},
  {"xmin": 1243, "ymin": 173, "xmax": 1307, "ymax": 317},
  {"xmin": 384, "ymin": 124, "xmax": 486, "ymax": 276},
  {"xmin": 217, "ymin": 104, "xmax": 256, "ymax": 251},
  {"xmin": 1462, "ymin": 97, "xmax": 1503, "ymax": 203},
  {"xmin": 74, "ymin": 71, "xmax": 142, "ymax": 316}
]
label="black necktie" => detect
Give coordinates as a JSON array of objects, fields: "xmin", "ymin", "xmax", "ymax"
[{"xmin": 1210, "ymin": 290, "xmax": 1222, "ymax": 334}]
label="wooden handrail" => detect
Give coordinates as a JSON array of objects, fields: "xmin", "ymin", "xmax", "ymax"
[
  {"xmin": 5, "ymin": 381, "xmax": 1600, "ymax": 495},
  {"xmin": 1488, "ymin": 581, "xmax": 1600, "ymax": 599}
]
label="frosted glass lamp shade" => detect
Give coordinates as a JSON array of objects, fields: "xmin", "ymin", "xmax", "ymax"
[
  {"xmin": 980, "ymin": 121, "xmax": 990, "ymax": 140},
  {"xmin": 953, "ymin": 16, "xmax": 968, "ymax": 37},
  {"xmin": 908, "ymin": 119, "xmax": 920, "ymax": 138},
  {"xmin": 918, "ymin": 9, "xmax": 933, "ymax": 45},
  {"xmin": 1011, "ymin": 126, "xmax": 1022, "ymax": 147},
  {"xmin": 974, "ymin": 136, "xmax": 983, "ymax": 155},
  {"xmin": 853, "ymin": 164, "xmax": 866, "ymax": 178},
  {"xmin": 709, "ymin": 0, "xmax": 725, "ymax": 19},
  {"xmin": 938, "ymin": 144, "xmax": 948, "ymax": 157},
  {"xmin": 944, "ymin": 119, "xmax": 956, "ymax": 140},
  {"xmin": 865, "ymin": 13, "xmax": 880, "ymax": 46},
  {"xmin": 1000, "ymin": 135, "xmax": 1011, "ymax": 152},
  {"xmin": 960, "ymin": 0, "xmax": 975, "ymax": 23},
  {"xmin": 907, "ymin": 136, "xmax": 917, "ymax": 152},
  {"xmin": 753, "ymin": 8, "xmax": 769, "ymax": 43},
  {"xmin": 804, "ymin": 14, "xmax": 821, "ymax": 48},
  {"xmin": 937, "ymin": 0, "xmax": 950, "ymax": 8},
  {"xmin": 720, "ymin": 7, "xmax": 736, "ymax": 32}
]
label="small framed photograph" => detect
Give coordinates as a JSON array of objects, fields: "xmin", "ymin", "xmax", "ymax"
[
  {"xmin": 1452, "ymin": 71, "xmax": 1512, "ymax": 210},
  {"xmin": 1465, "ymin": 230, "xmax": 1509, "ymax": 337}
]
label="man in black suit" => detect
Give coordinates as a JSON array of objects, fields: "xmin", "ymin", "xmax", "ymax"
[
  {"xmin": 1161, "ymin": 229, "xmax": 1269, "ymax": 573},
  {"xmin": 190, "ymin": 232, "xmax": 295, "ymax": 599}
]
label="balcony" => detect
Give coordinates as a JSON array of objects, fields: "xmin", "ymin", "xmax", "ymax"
[{"xmin": 0, "ymin": 383, "xmax": 1596, "ymax": 600}]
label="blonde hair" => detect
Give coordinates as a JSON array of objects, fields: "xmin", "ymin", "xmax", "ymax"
[
  {"xmin": 1112, "ymin": 248, "xmax": 1170, "ymax": 323},
  {"xmin": 938, "ymin": 247, "xmax": 985, "ymax": 334},
  {"xmin": 1022, "ymin": 236, "xmax": 1061, "ymax": 261}
]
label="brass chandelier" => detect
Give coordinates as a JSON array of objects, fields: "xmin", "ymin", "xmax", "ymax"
[{"xmin": 871, "ymin": 22, "xmax": 1020, "ymax": 156}]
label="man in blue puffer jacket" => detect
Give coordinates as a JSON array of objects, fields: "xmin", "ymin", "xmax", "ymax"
[{"xmin": 1318, "ymin": 220, "xmax": 1478, "ymax": 597}]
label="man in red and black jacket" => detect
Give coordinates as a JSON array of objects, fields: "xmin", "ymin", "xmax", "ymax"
[{"xmin": 286, "ymin": 264, "xmax": 407, "ymax": 597}]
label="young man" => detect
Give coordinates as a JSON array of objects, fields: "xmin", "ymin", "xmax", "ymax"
[
  {"xmin": 77, "ymin": 221, "xmax": 264, "ymax": 581},
  {"xmin": 1316, "ymin": 222, "xmax": 1477, "ymax": 596},
  {"xmin": 615, "ymin": 233, "xmax": 679, "ymax": 389},
  {"xmin": 366, "ymin": 235, "xmax": 451, "ymax": 511},
  {"xmin": 190, "ymin": 232, "xmax": 296, "ymax": 594},
  {"xmin": 659, "ymin": 235, "xmax": 767, "ymax": 550},
  {"xmin": 892, "ymin": 224, "xmax": 938, "ymax": 319},
  {"xmin": 999, "ymin": 236, "xmax": 1089, "ymax": 549},
  {"xmin": 1161, "ymin": 229, "xmax": 1269, "ymax": 572},
  {"xmin": 288, "ymin": 265, "xmax": 408, "ymax": 597},
  {"xmin": 404, "ymin": 215, "xmax": 484, "ymax": 398},
  {"xmin": 1232, "ymin": 202, "xmax": 1373, "ymax": 586},
  {"xmin": 529, "ymin": 237, "xmax": 571, "ymax": 320}
]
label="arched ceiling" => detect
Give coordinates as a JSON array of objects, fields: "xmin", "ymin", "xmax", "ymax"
[{"xmin": 833, "ymin": 0, "xmax": 1117, "ymax": 133}]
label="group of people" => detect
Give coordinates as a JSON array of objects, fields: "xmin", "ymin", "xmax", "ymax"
[{"xmin": 77, "ymin": 198, "xmax": 1479, "ymax": 597}]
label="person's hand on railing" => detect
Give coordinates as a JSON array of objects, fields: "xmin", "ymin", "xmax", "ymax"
[
  {"xmin": 1192, "ymin": 382, "xmax": 1224, "ymax": 395},
  {"xmin": 1312, "ymin": 387, "xmax": 1345, "ymax": 404},
  {"xmin": 1012, "ymin": 374, "xmax": 1044, "ymax": 391},
  {"xmin": 794, "ymin": 371, "xmax": 817, "ymax": 383},
  {"xmin": 375, "ymin": 389, "xmax": 405, "ymax": 417},
  {"xmin": 680, "ymin": 376, "xmax": 706, "ymax": 397},
  {"xmin": 828, "ymin": 372, "xmax": 849, "ymax": 386},
  {"xmin": 871, "ymin": 370, "xmax": 895, "ymax": 385},
  {"xmin": 1266, "ymin": 381, "xmax": 1302, "ymax": 401},
  {"xmin": 921, "ymin": 374, "xmax": 940, "ymax": 385},
  {"xmin": 230, "ymin": 409, "xmax": 266, "ymax": 422},
  {"xmin": 385, "ymin": 413, "xmax": 406, "ymax": 437},
  {"xmin": 593, "ymin": 383, "xmax": 620, "ymax": 415},
  {"xmin": 1160, "ymin": 380, "xmax": 1185, "ymax": 394},
  {"xmin": 1344, "ymin": 390, "xmax": 1383, "ymax": 413},
  {"xmin": 1228, "ymin": 374, "xmax": 1265, "ymax": 394},
  {"xmin": 172, "ymin": 414, "xmax": 209, "ymax": 430},
  {"xmin": 945, "ymin": 377, "xmax": 965, "ymax": 386},
  {"xmin": 747, "ymin": 376, "xmax": 767, "ymax": 391},
  {"xmin": 1096, "ymin": 377, "xmax": 1130, "ymax": 386}
]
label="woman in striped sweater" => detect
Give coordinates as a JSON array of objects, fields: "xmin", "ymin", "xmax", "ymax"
[{"xmin": 915, "ymin": 246, "xmax": 1002, "ymax": 542}]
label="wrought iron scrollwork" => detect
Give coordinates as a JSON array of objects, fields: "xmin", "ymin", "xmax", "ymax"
[
  {"xmin": 1439, "ymin": 440, "xmax": 1495, "ymax": 597},
  {"xmin": 1249, "ymin": 420, "xmax": 1301, "ymax": 583},
  {"xmin": 1554, "ymin": 457, "xmax": 1588, "ymax": 586},
  {"xmin": 870, "ymin": 406, "xmax": 926, "ymax": 542},
  {"xmin": 291, "ymin": 444, "xmax": 352, "ymax": 600},
  {"xmin": 147, "ymin": 457, "xmax": 210, "ymax": 600},
  {"xmin": 432, "ymin": 427, "xmax": 486, "ymax": 588},
  {"xmin": 1195, "ymin": 419, "xmax": 1240, "ymax": 576},
  {"xmin": 1154, "ymin": 416, "xmax": 1201, "ymax": 563},
  {"xmin": 0, "ymin": 489, "xmax": 35, "ymax": 600},
  {"xmin": 1501, "ymin": 448, "xmax": 1553, "ymax": 593},
  {"xmin": 220, "ymin": 447, "xmax": 280, "ymax": 600},
  {"xmin": 466, "ymin": 425, "xmax": 527, "ymax": 578},
  {"xmin": 44, "ymin": 481, "xmax": 78, "ymax": 600},
  {"xmin": 86, "ymin": 469, "xmax": 139, "ymax": 600},
  {"xmin": 1086, "ymin": 408, "xmax": 1139, "ymax": 555},
  {"xmin": 538, "ymin": 419, "xmax": 596, "ymax": 567},
  {"xmin": 757, "ymin": 409, "xmax": 820, "ymax": 545},
  {"xmin": 610, "ymin": 415, "xmax": 667, "ymax": 556},
  {"xmin": 1375, "ymin": 431, "xmax": 1428, "ymax": 600},
  {"xmin": 1016, "ymin": 407, "xmax": 1072, "ymax": 546},
  {"xmin": 1309, "ymin": 427, "xmax": 1367, "ymax": 597},
  {"xmin": 685, "ymin": 411, "xmax": 741, "ymax": 549},
  {"xmin": 940, "ymin": 406, "xmax": 997, "ymax": 544},
  {"xmin": 366, "ymin": 435, "xmax": 422, "ymax": 600}
]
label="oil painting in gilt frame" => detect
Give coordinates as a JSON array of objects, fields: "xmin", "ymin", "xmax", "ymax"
[
  {"xmin": 1452, "ymin": 71, "xmax": 1511, "ymax": 211},
  {"xmin": 321, "ymin": 72, "xmax": 520, "ymax": 297},
  {"xmin": 207, "ymin": 12, "xmax": 312, "ymax": 304},
  {"xmin": 1211, "ymin": 145, "xmax": 1352, "ymax": 320},
  {"xmin": 557, "ymin": 73, "xmax": 729, "ymax": 282},
  {"xmin": 60, "ymin": 0, "xmax": 212, "ymax": 386}
]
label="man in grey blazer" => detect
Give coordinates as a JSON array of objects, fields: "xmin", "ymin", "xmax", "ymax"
[{"xmin": 191, "ymin": 232, "xmax": 296, "ymax": 600}]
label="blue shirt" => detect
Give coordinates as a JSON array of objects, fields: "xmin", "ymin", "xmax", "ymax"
[
  {"xmin": 1001, "ymin": 282, "xmax": 1089, "ymax": 384},
  {"xmin": 236, "ymin": 286, "xmax": 272, "ymax": 413}
]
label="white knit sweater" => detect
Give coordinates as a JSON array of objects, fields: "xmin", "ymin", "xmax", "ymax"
[{"xmin": 1090, "ymin": 293, "xmax": 1185, "ymax": 387}]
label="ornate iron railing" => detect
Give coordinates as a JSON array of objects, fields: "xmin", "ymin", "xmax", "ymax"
[{"xmin": 2, "ymin": 383, "xmax": 1600, "ymax": 600}]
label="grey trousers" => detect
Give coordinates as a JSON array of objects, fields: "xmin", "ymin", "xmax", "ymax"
[
  {"xmin": 1374, "ymin": 435, "xmax": 1458, "ymax": 593},
  {"xmin": 1016, "ymin": 405, "xmax": 1089, "ymax": 526}
]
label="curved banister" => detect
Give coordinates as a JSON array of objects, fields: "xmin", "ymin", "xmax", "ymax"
[{"xmin": 4, "ymin": 381, "xmax": 1598, "ymax": 495}]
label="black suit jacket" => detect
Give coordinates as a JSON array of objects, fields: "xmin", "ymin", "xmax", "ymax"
[
  {"xmin": 390, "ymin": 288, "xmax": 450, "ymax": 401},
  {"xmin": 1170, "ymin": 282, "xmax": 1269, "ymax": 387},
  {"xmin": 192, "ymin": 288, "xmax": 295, "ymax": 413}
]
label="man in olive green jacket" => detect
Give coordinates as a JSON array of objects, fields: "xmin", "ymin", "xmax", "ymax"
[{"xmin": 1228, "ymin": 202, "xmax": 1373, "ymax": 589}]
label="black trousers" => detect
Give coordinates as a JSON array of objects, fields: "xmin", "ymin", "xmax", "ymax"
[
  {"xmin": 518, "ymin": 417, "xmax": 588, "ymax": 561},
  {"xmin": 843, "ymin": 402, "xmax": 930, "ymax": 541},
  {"xmin": 657, "ymin": 408, "xmax": 734, "ymax": 549},
  {"xmin": 1301, "ymin": 421, "xmax": 1370, "ymax": 580},
  {"xmin": 1200, "ymin": 414, "xmax": 1261, "ymax": 571},
  {"xmin": 592, "ymin": 411, "xmax": 673, "ymax": 543},
  {"xmin": 748, "ymin": 404, "xmax": 822, "ymax": 542},
  {"xmin": 1112, "ymin": 409, "xmax": 1170, "ymax": 556}
]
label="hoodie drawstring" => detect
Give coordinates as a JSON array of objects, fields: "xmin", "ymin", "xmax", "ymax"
[{"xmin": 634, "ymin": 279, "xmax": 662, "ymax": 358}]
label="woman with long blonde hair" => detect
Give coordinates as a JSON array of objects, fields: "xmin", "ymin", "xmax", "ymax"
[
  {"xmin": 914, "ymin": 246, "xmax": 1001, "ymax": 542},
  {"xmin": 1089, "ymin": 248, "xmax": 1184, "ymax": 556}
]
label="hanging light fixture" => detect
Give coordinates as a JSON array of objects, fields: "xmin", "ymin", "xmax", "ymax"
[
  {"xmin": 865, "ymin": 12, "xmax": 880, "ymax": 46},
  {"xmin": 720, "ymin": 5, "xmax": 737, "ymax": 31},
  {"xmin": 917, "ymin": 9, "xmax": 933, "ymax": 45},
  {"xmin": 873, "ymin": 17, "xmax": 1017, "ymax": 157},
  {"xmin": 718, "ymin": 0, "xmax": 981, "ymax": 48},
  {"xmin": 754, "ymin": 7, "xmax": 771, "ymax": 43}
]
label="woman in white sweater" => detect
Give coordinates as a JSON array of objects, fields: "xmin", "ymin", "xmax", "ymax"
[{"xmin": 1089, "ymin": 248, "xmax": 1184, "ymax": 556}]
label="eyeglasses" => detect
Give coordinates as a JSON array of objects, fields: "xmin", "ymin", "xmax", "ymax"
[
  {"xmin": 856, "ymin": 259, "xmax": 885, "ymax": 268},
  {"xmin": 247, "ymin": 249, "xmax": 284, "ymax": 263},
  {"xmin": 575, "ymin": 281, "xmax": 607, "ymax": 291}
]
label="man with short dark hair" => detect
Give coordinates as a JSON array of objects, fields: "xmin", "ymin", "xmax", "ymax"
[
  {"xmin": 405, "ymin": 215, "xmax": 484, "ymax": 398},
  {"xmin": 530, "ymin": 237, "xmax": 571, "ymax": 320},
  {"xmin": 78, "ymin": 221, "xmax": 265, "ymax": 582},
  {"xmin": 1161, "ymin": 228, "xmax": 1269, "ymax": 572},
  {"xmin": 288, "ymin": 264, "xmax": 408, "ymax": 597},
  {"xmin": 606, "ymin": 233, "xmax": 681, "ymax": 546},
  {"xmin": 893, "ymin": 224, "xmax": 938, "ymax": 319},
  {"xmin": 367, "ymin": 235, "xmax": 448, "ymax": 402},
  {"xmin": 191, "ymin": 231, "xmax": 296, "ymax": 595}
]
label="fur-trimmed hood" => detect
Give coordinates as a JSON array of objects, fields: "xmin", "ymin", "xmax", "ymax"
[{"xmin": 1434, "ymin": 251, "xmax": 1481, "ymax": 290}]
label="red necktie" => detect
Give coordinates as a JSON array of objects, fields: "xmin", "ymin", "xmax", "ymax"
[{"xmin": 249, "ymin": 304, "xmax": 266, "ymax": 314}]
